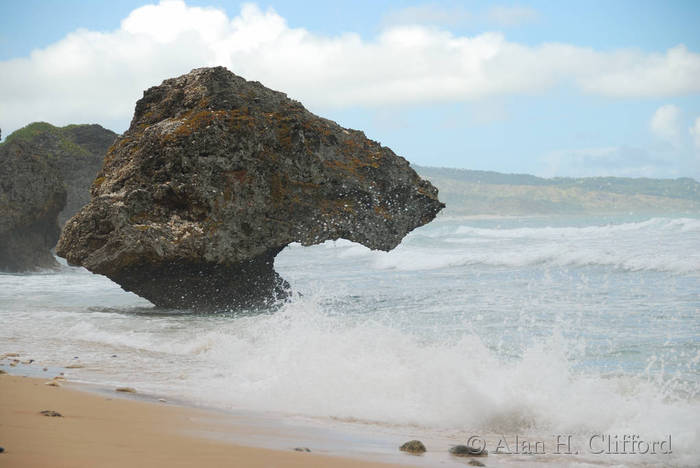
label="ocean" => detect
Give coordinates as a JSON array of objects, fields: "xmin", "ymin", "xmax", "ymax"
[{"xmin": 1, "ymin": 214, "xmax": 699, "ymax": 466}]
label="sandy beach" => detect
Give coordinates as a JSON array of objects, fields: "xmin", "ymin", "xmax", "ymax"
[{"xmin": 0, "ymin": 373, "xmax": 411, "ymax": 468}]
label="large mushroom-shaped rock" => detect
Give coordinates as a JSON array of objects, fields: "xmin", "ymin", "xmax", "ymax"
[
  {"xmin": 0, "ymin": 123, "xmax": 117, "ymax": 272},
  {"xmin": 57, "ymin": 66, "xmax": 444, "ymax": 309},
  {"xmin": 0, "ymin": 137, "xmax": 66, "ymax": 271}
]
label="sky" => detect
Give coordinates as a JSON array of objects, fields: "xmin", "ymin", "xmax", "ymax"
[{"xmin": 1, "ymin": 1, "xmax": 699, "ymax": 179}]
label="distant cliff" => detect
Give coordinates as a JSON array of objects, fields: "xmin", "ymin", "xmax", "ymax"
[
  {"xmin": 415, "ymin": 166, "xmax": 700, "ymax": 215},
  {"xmin": 0, "ymin": 123, "xmax": 116, "ymax": 271},
  {"xmin": 4, "ymin": 122, "xmax": 117, "ymax": 225}
]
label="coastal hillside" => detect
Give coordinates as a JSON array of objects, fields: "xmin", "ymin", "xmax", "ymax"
[{"xmin": 415, "ymin": 166, "xmax": 700, "ymax": 216}]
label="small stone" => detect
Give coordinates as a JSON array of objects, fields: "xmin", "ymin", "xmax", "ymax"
[
  {"xmin": 400, "ymin": 440, "xmax": 427, "ymax": 454},
  {"xmin": 39, "ymin": 410, "xmax": 62, "ymax": 417},
  {"xmin": 468, "ymin": 461, "xmax": 486, "ymax": 467},
  {"xmin": 116, "ymin": 387, "xmax": 136, "ymax": 393},
  {"xmin": 111, "ymin": 355, "xmax": 117, "ymax": 358},
  {"xmin": 65, "ymin": 364, "xmax": 84, "ymax": 369},
  {"xmin": 43, "ymin": 367, "xmax": 48, "ymax": 371},
  {"xmin": 293, "ymin": 447, "xmax": 311, "ymax": 452},
  {"xmin": 158, "ymin": 398, "xmax": 167, "ymax": 403},
  {"xmin": 45, "ymin": 381, "xmax": 60, "ymax": 387},
  {"xmin": 449, "ymin": 445, "xmax": 488, "ymax": 457}
]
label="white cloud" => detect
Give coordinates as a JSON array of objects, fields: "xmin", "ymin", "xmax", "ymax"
[
  {"xmin": 487, "ymin": 6, "xmax": 539, "ymax": 27},
  {"xmin": 690, "ymin": 117, "xmax": 700, "ymax": 150},
  {"xmin": 1, "ymin": 1, "xmax": 700, "ymax": 137},
  {"xmin": 650, "ymin": 104, "xmax": 682, "ymax": 147}
]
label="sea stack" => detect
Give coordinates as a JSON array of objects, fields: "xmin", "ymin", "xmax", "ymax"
[
  {"xmin": 57, "ymin": 66, "xmax": 444, "ymax": 309},
  {"xmin": 0, "ymin": 123, "xmax": 116, "ymax": 271},
  {"xmin": 0, "ymin": 137, "xmax": 66, "ymax": 271}
]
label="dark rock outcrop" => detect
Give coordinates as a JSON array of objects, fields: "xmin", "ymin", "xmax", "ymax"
[
  {"xmin": 0, "ymin": 123, "xmax": 117, "ymax": 272},
  {"xmin": 0, "ymin": 138, "xmax": 66, "ymax": 271},
  {"xmin": 57, "ymin": 66, "xmax": 444, "ymax": 309}
]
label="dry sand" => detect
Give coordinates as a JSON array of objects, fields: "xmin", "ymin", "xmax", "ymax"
[{"xmin": 0, "ymin": 374, "xmax": 410, "ymax": 468}]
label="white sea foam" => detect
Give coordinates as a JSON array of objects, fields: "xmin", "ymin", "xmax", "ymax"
[
  {"xmin": 11, "ymin": 294, "xmax": 695, "ymax": 465},
  {"xmin": 313, "ymin": 217, "xmax": 700, "ymax": 273}
]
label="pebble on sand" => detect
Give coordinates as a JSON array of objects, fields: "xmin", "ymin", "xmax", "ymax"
[
  {"xmin": 468, "ymin": 460, "xmax": 486, "ymax": 467},
  {"xmin": 116, "ymin": 387, "xmax": 136, "ymax": 393},
  {"xmin": 449, "ymin": 445, "xmax": 488, "ymax": 457},
  {"xmin": 293, "ymin": 447, "xmax": 311, "ymax": 452},
  {"xmin": 39, "ymin": 410, "xmax": 63, "ymax": 417},
  {"xmin": 400, "ymin": 440, "xmax": 427, "ymax": 454}
]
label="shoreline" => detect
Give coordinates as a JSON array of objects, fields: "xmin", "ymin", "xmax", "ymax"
[
  {"xmin": 1, "ymin": 352, "xmax": 692, "ymax": 467},
  {"xmin": 0, "ymin": 372, "xmax": 420, "ymax": 468}
]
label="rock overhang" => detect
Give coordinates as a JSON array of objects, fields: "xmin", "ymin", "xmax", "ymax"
[{"xmin": 57, "ymin": 66, "xmax": 444, "ymax": 309}]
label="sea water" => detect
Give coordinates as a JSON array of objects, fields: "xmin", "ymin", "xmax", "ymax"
[{"xmin": 1, "ymin": 215, "xmax": 698, "ymax": 466}]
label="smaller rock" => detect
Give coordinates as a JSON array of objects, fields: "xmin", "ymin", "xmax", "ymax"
[
  {"xmin": 158, "ymin": 398, "xmax": 167, "ymax": 403},
  {"xmin": 43, "ymin": 367, "xmax": 48, "ymax": 371},
  {"xmin": 65, "ymin": 364, "xmax": 84, "ymax": 369},
  {"xmin": 449, "ymin": 445, "xmax": 488, "ymax": 457},
  {"xmin": 111, "ymin": 355, "xmax": 117, "ymax": 358},
  {"xmin": 116, "ymin": 387, "xmax": 136, "ymax": 393},
  {"xmin": 293, "ymin": 447, "xmax": 311, "ymax": 452},
  {"xmin": 469, "ymin": 460, "xmax": 486, "ymax": 467},
  {"xmin": 400, "ymin": 440, "xmax": 427, "ymax": 454},
  {"xmin": 45, "ymin": 381, "xmax": 60, "ymax": 387},
  {"xmin": 39, "ymin": 410, "xmax": 62, "ymax": 417}
]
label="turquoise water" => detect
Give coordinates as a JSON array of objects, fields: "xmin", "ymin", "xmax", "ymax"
[{"xmin": 1, "ymin": 215, "xmax": 699, "ymax": 466}]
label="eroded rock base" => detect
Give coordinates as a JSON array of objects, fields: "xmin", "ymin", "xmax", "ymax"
[{"xmin": 111, "ymin": 249, "xmax": 290, "ymax": 310}]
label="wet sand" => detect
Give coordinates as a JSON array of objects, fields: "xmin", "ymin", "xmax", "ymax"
[{"xmin": 0, "ymin": 374, "xmax": 411, "ymax": 468}]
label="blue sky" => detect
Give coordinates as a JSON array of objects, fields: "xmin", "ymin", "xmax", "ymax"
[{"xmin": 1, "ymin": 1, "xmax": 699, "ymax": 179}]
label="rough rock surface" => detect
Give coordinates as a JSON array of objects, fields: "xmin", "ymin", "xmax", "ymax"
[
  {"xmin": 400, "ymin": 440, "xmax": 427, "ymax": 454},
  {"xmin": 57, "ymin": 67, "xmax": 444, "ymax": 309},
  {"xmin": 0, "ymin": 123, "xmax": 117, "ymax": 272},
  {"xmin": 0, "ymin": 137, "xmax": 66, "ymax": 271}
]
